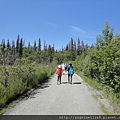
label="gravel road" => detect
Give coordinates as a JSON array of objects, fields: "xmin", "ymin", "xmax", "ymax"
[{"xmin": 4, "ymin": 72, "xmax": 104, "ymax": 115}]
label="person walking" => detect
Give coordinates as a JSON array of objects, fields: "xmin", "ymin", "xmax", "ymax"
[
  {"xmin": 56, "ymin": 65, "xmax": 62, "ymax": 85},
  {"xmin": 61, "ymin": 63, "xmax": 65, "ymax": 75},
  {"xmin": 68, "ymin": 63, "xmax": 74, "ymax": 84}
]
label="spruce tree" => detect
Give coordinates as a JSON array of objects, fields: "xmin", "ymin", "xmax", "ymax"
[
  {"xmin": 34, "ymin": 40, "xmax": 37, "ymax": 52},
  {"xmin": 70, "ymin": 38, "xmax": 76, "ymax": 60},
  {"xmin": 16, "ymin": 34, "xmax": 20, "ymax": 53},
  {"xmin": 77, "ymin": 37, "xmax": 81, "ymax": 56},
  {"xmin": 7, "ymin": 39, "xmax": 11, "ymax": 51},
  {"xmin": 38, "ymin": 38, "xmax": 41, "ymax": 51},
  {"xmin": 19, "ymin": 38, "xmax": 23, "ymax": 57},
  {"xmin": 28, "ymin": 42, "xmax": 31, "ymax": 52},
  {"xmin": 1, "ymin": 39, "xmax": 5, "ymax": 65},
  {"xmin": 12, "ymin": 40, "xmax": 15, "ymax": 55}
]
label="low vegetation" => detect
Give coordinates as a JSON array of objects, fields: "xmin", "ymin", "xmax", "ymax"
[{"xmin": 0, "ymin": 60, "xmax": 56, "ymax": 109}]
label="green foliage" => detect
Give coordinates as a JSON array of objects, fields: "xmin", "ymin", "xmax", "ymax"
[
  {"xmin": 0, "ymin": 83, "xmax": 7, "ymax": 106},
  {"xmin": 0, "ymin": 60, "xmax": 57, "ymax": 108},
  {"xmin": 77, "ymin": 22, "xmax": 120, "ymax": 93},
  {"xmin": 54, "ymin": 51, "xmax": 64, "ymax": 64},
  {"xmin": 73, "ymin": 22, "xmax": 120, "ymax": 113}
]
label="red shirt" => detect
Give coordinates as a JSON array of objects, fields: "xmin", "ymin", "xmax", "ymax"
[{"xmin": 56, "ymin": 68, "xmax": 62, "ymax": 76}]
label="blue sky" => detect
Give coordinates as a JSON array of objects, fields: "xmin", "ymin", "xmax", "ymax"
[{"xmin": 0, "ymin": 0, "xmax": 120, "ymax": 50}]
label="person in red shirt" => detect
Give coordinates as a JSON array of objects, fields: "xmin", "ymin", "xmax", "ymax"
[{"xmin": 56, "ymin": 65, "xmax": 62, "ymax": 85}]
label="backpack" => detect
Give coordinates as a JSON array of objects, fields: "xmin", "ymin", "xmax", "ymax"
[{"xmin": 68, "ymin": 67, "xmax": 74, "ymax": 75}]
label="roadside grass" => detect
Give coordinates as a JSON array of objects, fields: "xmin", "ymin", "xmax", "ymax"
[
  {"xmin": 100, "ymin": 104, "xmax": 109, "ymax": 115},
  {"xmin": 76, "ymin": 71, "xmax": 103, "ymax": 91},
  {"xmin": 0, "ymin": 99, "xmax": 19, "ymax": 115},
  {"xmin": 0, "ymin": 108, "xmax": 6, "ymax": 115},
  {"xmin": 76, "ymin": 71, "xmax": 120, "ymax": 115},
  {"xmin": 92, "ymin": 94, "xmax": 101, "ymax": 101}
]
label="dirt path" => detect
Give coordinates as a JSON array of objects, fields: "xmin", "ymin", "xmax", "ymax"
[{"xmin": 4, "ymin": 72, "xmax": 104, "ymax": 115}]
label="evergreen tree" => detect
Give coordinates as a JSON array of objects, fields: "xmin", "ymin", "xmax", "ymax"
[
  {"xmin": 34, "ymin": 40, "xmax": 37, "ymax": 52},
  {"xmin": 77, "ymin": 37, "xmax": 81, "ymax": 56},
  {"xmin": 81, "ymin": 40, "xmax": 85, "ymax": 57},
  {"xmin": 96, "ymin": 21, "xmax": 114, "ymax": 48},
  {"xmin": 38, "ymin": 38, "xmax": 41, "ymax": 51},
  {"xmin": 19, "ymin": 38, "xmax": 23, "ymax": 57},
  {"xmin": 51, "ymin": 44, "xmax": 55, "ymax": 53},
  {"xmin": 70, "ymin": 38, "xmax": 76, "ymax": 60},
  {"xmin": 44, "ymin": 40, "xmax": 46, "ymax": 51},
  {"xmin": 12, "ymin": 40, "xmax": 15, "ymax": 55},
  {"xmin": 48, "ymin": 44, "xmax": 53, "ymax": 63},
  {"xmin": 16, "ymin": 34, "xmax": 20, "ymax": 53},
  {"xmin": 1, "ymin": 39, "xmax": 5, "ymax": 49},
  {"xmin": 68, "ymin": 42, "xmax": 71, "ymax": 51},
  {"xmin": 70, "ymin": 38, "xmax": 74, "ymax": 50},
  {"xmin": 6, "ymin": 39, "xmax": 11, "ymax": 51},
  {"xmin": 65, "ymin": 44, "xmax": 69, "ymax": 51},
  {"xmin": 5, "ymin": 39, "xmax": 11, "ymax": 65},
  {"xmin": 74, "ymin": 40, "xmax": 76, "ymax": 51},
  {"xmin": 28, "ymin": 42, "xmax": 31, "ymax": 52},
  {"xmin": 102, "ymin": 21, "xmax": 114, "ymax": 45},
  {"xmin": 1, "ymin": 39, "xmax": 6, "ymax": 65},
  {"xmin": 85, "ymin": 43, "xmax": 89, "ymax": 52}
]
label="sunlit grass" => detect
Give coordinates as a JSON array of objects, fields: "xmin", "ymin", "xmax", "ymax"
[{"xmin": 76, "ymin": 71, "xmax": 120, "ymax": 114}]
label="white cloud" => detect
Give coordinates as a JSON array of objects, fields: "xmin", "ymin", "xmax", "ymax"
[
  {"xmin": 70, "ymin": 25, "xmax": 86, "ymax": 34},
  {"xmin": 69, "ymin": 25, "xmax": 97, "ymax": 39},
  {"xmin": 40, "ymin": 19, "xmax": 57, "ymax": 28}
]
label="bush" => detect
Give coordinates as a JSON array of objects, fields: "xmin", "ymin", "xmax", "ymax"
[
  {"xmin": 0, "ymin": 83, "xmax": 7, "ymax": 107},
  {"xmin": 0, "ymin": 61, "xmax": 57, "ymax": 109}
]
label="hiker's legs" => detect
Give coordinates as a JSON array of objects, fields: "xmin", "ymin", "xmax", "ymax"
[
  {"xmin": 57, "ymin": 76, "xmax": 61, "ymax": 84},
  {"xmin": 60, "ymin": 76, "xmax": 61, "ymax": 84},
  {"xmin": 68, "ymin": 74, "xmax": 70, "ymax": 83},
  {"xmin": 70, "ymin": 74, "xmax": 73, "ymax": 84},
  {"xmin": 57, "ymin": 76, "xmax": 59, "ymax": 84}
]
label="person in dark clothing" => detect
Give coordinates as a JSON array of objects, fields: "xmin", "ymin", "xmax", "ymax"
[
  {"xmin": 67, "ymin": 63, "xmax": 74, "ymax": 84},
  {"xmin": 65, "ymin": 64, "xmax": 69, "ymax": 71}
]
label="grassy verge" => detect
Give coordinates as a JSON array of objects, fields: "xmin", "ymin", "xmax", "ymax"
[
  {"xmin": 100, "ymin": 103, "xmax": 109, "ymax": 115},
  {"xmin": 76, "ymin": 71, "xmax": 120, "ymax": 115}
]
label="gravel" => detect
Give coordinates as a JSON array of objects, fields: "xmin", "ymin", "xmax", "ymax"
[{"xmin": 4, "ymin": 72, "xmax": 105, "ymax": 115}]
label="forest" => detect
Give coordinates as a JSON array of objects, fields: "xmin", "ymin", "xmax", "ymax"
[{"xmin": 0, "ymin": 21, "xmax": 120, "ymax": 113}]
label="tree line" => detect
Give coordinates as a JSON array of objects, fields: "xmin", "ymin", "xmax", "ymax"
[{"xmin": 0, "ymin": 34, "xmax": 90, "ymax": 66}]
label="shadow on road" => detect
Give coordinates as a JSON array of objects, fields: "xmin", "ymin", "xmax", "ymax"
[
  {"xmin": 62, "ymin": 82, "xmax": 68, "ymax": 84},
  {"xmin": 73, "ymin": 82, "xmax": 82, "ymax": 84},
  {"xmin": 19, "ymin": 79, "xmax": 52, "ymax": 100},
  {"xmin": 3, "ymin": 78, "xmax": 52, "ymax": 113},
  {"xmin": 61, "ymin": 82, "xmax": 82, "ymax": 84}
]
